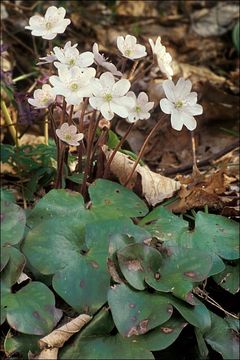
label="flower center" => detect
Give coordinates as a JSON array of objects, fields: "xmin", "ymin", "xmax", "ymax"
[
  {"xmin": 104, "ymin": 93, "xmax": 113, "ymax": 102},
  {"xmin": 45, "ymin": 22, "xmax": 52, "ymax": 30},
  {"xmin": 64, "ymin": 134, "xmax": 72, "ymax": 141},
  {"xmin": 68, "ymin": 58, "xmax": 75, "ymax": 66},
  {"xmin": 70, "ymin": 83, "xmax": 79, "ymax": 91},
  {"xmin": 42, "ymin": 97, "xmax": 50, "ymax": 104},
  {"xmin": 135, "ymin": 105, "xmax": 141, "ymax": 113},
  {"xmin": 175, "ymin": 100, "xmax": 184, "ymax": 109},
  {"xmin": 124, "ymin": 49, "xmax": 132, "ymax": 57}
]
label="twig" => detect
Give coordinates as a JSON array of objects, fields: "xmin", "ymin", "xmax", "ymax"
[
  {"xmin": 194, "ymin": 287, "xmax": 239, "ymax": 320},
  {"xmin": 1, "ymin": 100, "xmax": 18, "ymax": 146},
  {"xmin": 164, "ymin": 140, "xmax": 240, "ymax": 176}
]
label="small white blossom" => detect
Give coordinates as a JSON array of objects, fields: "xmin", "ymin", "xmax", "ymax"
[
  {"xmin": 92, "ymin": 43, "xmax": 122, "ymax": 77},
  {"xmin": 25, "ymin": 6, "xmax": 71, "ymax": 40},
  {"xmin": 89, "ymin": 72, "xmax": 134, "ymax": 120},
  {"xmin": 49, "ymin": 65, "xmax": 96, "ymax": 105},
  {"xmin": 160, "ymin": 78, "xmax": 203, "ymax": 131},
  {"xmin": 28, "ymin": 84, "xmax": 56, "ymax": 109},
  {"xmin": 117, "ymin": 35, "xmax": 147, "ymax": 60},
  {"xmin": 56, "ymin": 123, "xmax": 84, "ymax": 146},
  {"xmin": 126, "ymin": 92, "xmax": 154, "ymax": 123},
  {"xmin": 149, "ymin": 37, "xmax": 173, "ymax": 79},
  {"xmin": 37, "ymin": 52, "xmax": 57, "ymax": 65},
  {"xmin": 54, "ymin": 41, "xmax": 94, "ymax": 69}
]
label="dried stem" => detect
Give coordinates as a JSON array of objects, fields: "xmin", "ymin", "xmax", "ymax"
[
  {"xmin": 194, "ymin": 287, "xmax": 239, "ymax": 320},
  {"xmin": 191, "ymin": 131, "xmax": 201, "ymax": 177},
  {"xmin": 124, "ymin": 114, "xmax": 167, "ymax": 187},
  {"xmin": 103, "ymin": 123, "xmax": 134, "ymax": 178}
]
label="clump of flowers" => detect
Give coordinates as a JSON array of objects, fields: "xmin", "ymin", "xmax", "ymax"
[{"xmin": 23, "ymin": 6, "xmax": 203, "ymax": 193}]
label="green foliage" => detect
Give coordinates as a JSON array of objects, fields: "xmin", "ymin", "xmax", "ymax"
[
  {"xmin": 1, "ymin": 180, "xmax": 239, "ymax": 359},
  {"xmin": 232, "ymin": 21, "xmax": 240, "ymax": 53},
  {"xmin": 0, "ymin": 142, "xmax": 57, "ymax": 200}
]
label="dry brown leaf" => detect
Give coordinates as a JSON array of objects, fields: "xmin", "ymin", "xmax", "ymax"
[
  {"xmin": 34, "ymin": 314, "xmax": 92, "ymax": 360},
  {"xmin": 103, "ymin": 146, "xmax": 181, "ymax": 206}
]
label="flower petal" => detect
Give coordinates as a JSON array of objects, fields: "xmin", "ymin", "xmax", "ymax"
[
  {"xmin": 112, "ymin": 79, "xmax": 130, "ymax": 97},
  {"xmin": 175, "ymin": 78, "xmax": 192, "ymax": 99},
  {"xmin": 162, "ymin": 80, "xmax": 176, "ymax": 102},
  {"xmin": 186, "ymin": 104, "xmax": 203, "ymax": 116},
  {"xmin": 100, "ymin": 72, "xmax": 115, "ymax": 90},
  {"xmin": 181, "ymin": 112, "xmax": 197, "ymax": 130},
  {"xmin": 117, "ymin": 36, "xmax": 125, "ymax": 53},
  {"xmin": 89, "ymin": 96, "xmax": 103, "ymax": 110},
  {"xmin": 110, "ymin": 102, "xmax": 129, "ymax": 118},
  {"xmin": 160, "ymin": 98, "xmax": 174, "ymax": 114},
  {"xmin": 78, "ymin": 52, "xmax": 94, "ymax": 67},
  {"xmin": 100, "ymin": 102, "xmax": 114, "ymax": 120},
  {"xmin": 170, "ymin": 109, "xmax": 184, "ymax": 131}
]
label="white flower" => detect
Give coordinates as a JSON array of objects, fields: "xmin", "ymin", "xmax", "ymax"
[
  {"xmin": 149, "ymin": 37, "xmax": 173, "ymax": 79},
  {"xmin": 37, "ymin": 52, "xmax": 57, "ymax": 65},
  {"xmin": 28, "ymin": 84, "xmax": 56, "ymax": 109},
  {"xmin": 25, "ymin": 6, "xmax": 71, "ymax": 40},
  {"xmin": 126, "ymin": 92, "xmax": 154, "ymax": 123},
  {"xmin": 54, "ymin": 41, "xmax": 94, "ymax": 69},
  {"xmin": 49, "ymin": 65, "xmax": 96, "ymax": 105},
  {"xmin": 117, "ymin": 35, "xmax": 147, "ymax": 60},
  {"xmin": 89, "ymin": 72, "xmax": 134, "ymax": 120},
  {"xmin": 92, "ymin": 43, "xmax": 122, "ymax": 77},
  {"xmin": 160, "ymin": 78, "xmax": 203, "ymax": 131},
  {"xmin": 56, "ymin": 123, "xmax": 84, "ymax": 146}
]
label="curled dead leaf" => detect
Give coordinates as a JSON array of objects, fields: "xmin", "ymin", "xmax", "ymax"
[
  {"xmin": 103, "ymin": 146, "xmax": 181, "ymax": 206},
  {"xmin": 33, "ymin": 314, "xmax": 92, "ymax": 360}
]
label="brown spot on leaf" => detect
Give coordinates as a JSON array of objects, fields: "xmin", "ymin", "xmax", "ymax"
[
  {"xmin": 104, "ymin": 199, "xmax": 112, "ymax": 205},
  {"xmin": 184, "ymin": 271, "xmax": 197, "ymax": 278},
  {"xmin": 33, "ymin": 311, "xmax": 41, "ymax": 319},
  {"xmin": 160, "ymin": 327, "xmax": 174, "ymax": 334},
  {"xmin": 90, "ymin": 261, "xmax": 99, "ymax": 269},
  {"xmin": 127, "ymin": 259, "xmax": 143, "ymax": 272},
  {"xmin": 155, "ymin": 272, "xmax": 161, "ymax": 280},
  {"xmin": 185, "ymin": 292, "xmax": 196, "ymax": 305},
  {"xmin": 79, "ymin": 280, "xmax": 85, "ymax": 288},
  {"xmin": 127, "ymin": 319, "xmax": 149, "ymax": 337},
  {"xmin": 129, "ymin": 303, "xmax": 136, "ymax": 308}
]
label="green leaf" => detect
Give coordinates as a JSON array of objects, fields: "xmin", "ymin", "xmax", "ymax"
[
  {"xmin": 27, "ymin": 189, "xmax": 87, "ymax": 229},
  {"xmin": 89, "ymin": 179, "xmax": 148, "ymax": 220},
  {"xmin": 129, "ymin": 317, "xmax": 187, "ymax": 351},
  {"xmin": 139, "ymin": 206, "xmax": 188, "ymax": 240},
  {"xmin": 108, "ymin": 284, "xmax": 173, "ymax": 337},
  {"xmin": 108, "ymin": 284, "xmax": 210, "ymax": 334},
  {"xmin": 1, "ymin": 201, "xmax": 26, "ymax": 246},
  {"xmin": 141, "ymin": 209, "xmax": 238, "ymax": 276},
  {"xmin": 0, "ymin": 188, "xmax": 15, "ymax": 203},
  {"xmin": 117, "ymin": 243, "xmax": 212, "ymax": 303},
  {"xmin": 2, "ymin": 282, "xmax": 62, "ymax": 335},
  {"xmin": 213, "ymin": 261, "xmax": 239, "ymax": 294},
  {"xmin": 107, "ymin": 130, "xmax": 120, "ymax": 149},
  {"xmin": 60, "ymin": 333, "xmax": 154, "ymax": 359},
  {"xmin": 232, "ymin": 21, "xmax": 240, "ymax": 53},
  {"xmin": 1, "ymin": 247, "xmax": 26, "ymax": 296},
  {"xmin": 195, "ymin": 328, "xmax": 209, "ymax": 359},
  {"xmin": 203, "ymin": 312, "xmax": 239, "ymax": 360},
  {"xmin": 4, "ymin": 331, "xmax": 41, "ymax": 359},
  {"xmin": 191, "ymin": 212, "xmax": 239, "ymax": 261}
]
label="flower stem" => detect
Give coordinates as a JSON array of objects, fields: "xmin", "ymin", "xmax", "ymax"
[
  {"xmin": 81, "ymin": 111, "xmax": 101, "ymax": 197},
  {"xmin": 128, "ymin": 61, "xmax": 139, "ymax": 80},
  {"xmin": 103, "ymin": 123, "xmax": 134, "ymax": 178},
  {"xmin": 124, "ymin": 115, "xmax": 166, "ymax": 187},
  {"xmin": 44, "ymin": 115, "xmax": 48, "ymax": 145},
  {"xmin": 1, "ymin": 100, "xmax": 18, "ymax": 146},
  {"xmin": 76, "ymin": 98, "xmax": 88, "ymax": 173},
  {"xmin": 191, "ymin": 131, "xmax": 201, "ymax": 177},
  {"xmin": 68, "ymin": 105, "xmax": 74, "ymax": 125}
]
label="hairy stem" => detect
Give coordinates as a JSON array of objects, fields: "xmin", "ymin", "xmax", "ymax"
[
  {"xmin": 76, "ymin": 98, "xmax": 88, "ymax": 173},
  {"xmin": 103, "ymin": 123, "xmax": 134, "ymax": 178},
  {"xmin": 124, "ymin": 115, "xmax": 166, "ymax": 187}
]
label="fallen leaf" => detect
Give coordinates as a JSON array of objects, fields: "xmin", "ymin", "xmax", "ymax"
[
  {"xmin": 34, "ymin": 314, "xmax": 92, "ymax": 360},
  {"xmin": 103, "ymin": 146, "xmax": 181, "ymax": 206}
]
